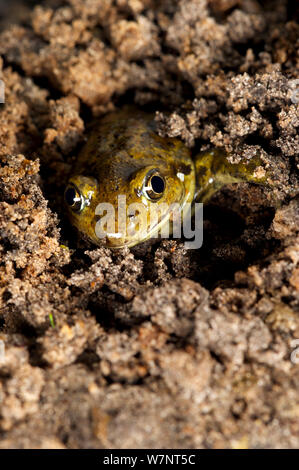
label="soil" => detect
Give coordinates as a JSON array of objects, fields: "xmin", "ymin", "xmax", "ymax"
[{"xmin": 0, "ymin": 0, "xmax": 298, "ymax": 449}]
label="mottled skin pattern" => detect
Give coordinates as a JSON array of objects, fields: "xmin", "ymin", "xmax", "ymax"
[{"xmin": 65, "ymin": 108, "xmax": 266, "ymax": 248}]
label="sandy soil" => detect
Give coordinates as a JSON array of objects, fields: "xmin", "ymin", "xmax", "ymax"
[{"xmin": 0, "ymin": 0, "xmax": 298, "ymax": 448}]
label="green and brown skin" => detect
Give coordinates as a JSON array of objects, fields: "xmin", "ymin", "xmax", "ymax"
[{"xmin": 65, "ymin": 108, "xmax": 266, "ymax": 248}]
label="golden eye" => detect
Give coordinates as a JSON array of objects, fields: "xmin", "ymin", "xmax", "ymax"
[
  {"xmin": 64, "ymin": 184, "xmax": 83, "ymax": 212},
  {"xmin": 143, "ymin": 170, "xmax": 165, "ymax": 201}
]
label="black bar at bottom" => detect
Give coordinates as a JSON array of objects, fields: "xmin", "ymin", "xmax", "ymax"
[{"xmin": 0, "ymin": 449, "xmax": 296, "ymax": 467}]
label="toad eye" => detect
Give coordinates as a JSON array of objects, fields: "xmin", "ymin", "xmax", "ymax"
[
  {"xmin": 64, "ymin": 184, "xmax": 83, "ymax": 212},
  {"xmin": 143, "ymin": 170, "xmax": 165, "ymax": 201}
]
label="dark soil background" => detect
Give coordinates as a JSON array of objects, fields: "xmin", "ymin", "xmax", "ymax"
[{"xmin": 0, "ymin": 0, "xmax": 298, "ymax": 449}]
